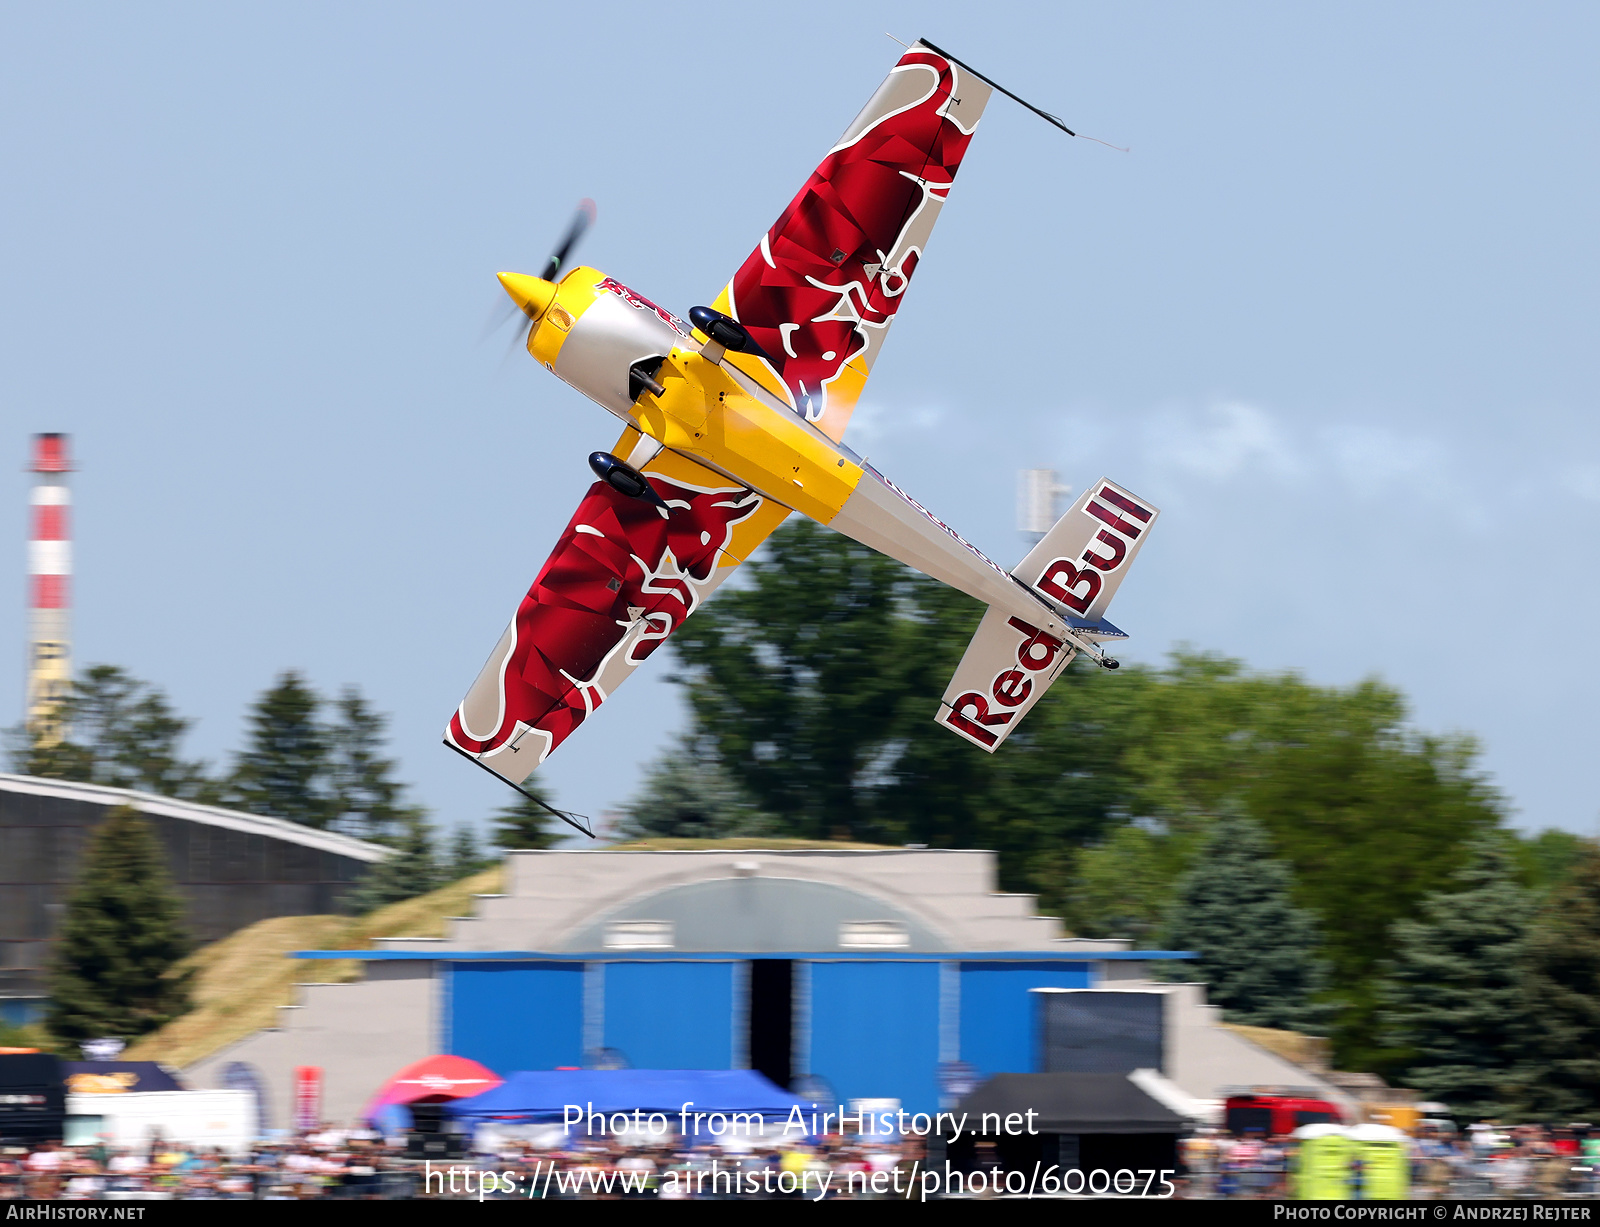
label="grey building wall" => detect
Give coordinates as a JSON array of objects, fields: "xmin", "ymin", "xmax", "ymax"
[
  {"xmin": 373, "ymin": 848, "xmax": 1094, "ymax": 955},
  {"xmin": 181, "ymin": 848, "xmax": 1159, "ymax": 1124},
  {"xmin": 174, "ymin": 850, "xmax": 1351, "ymax": 1132},
  {"xmin": 186, "ymin": 962, "xmax": 435, "ymax": 1129},
  {"xmin": 1033, "ymin": 981, "xmax": 1358, "ymax": 1117},
  {"xmin": 0, "ymin": 774, "xmax": 387, "ymax": 1012}
]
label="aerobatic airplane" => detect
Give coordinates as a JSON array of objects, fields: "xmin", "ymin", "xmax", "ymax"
[{"xmin": 446, "ymin": 40, "xmax": 1159, "ymax": 834}]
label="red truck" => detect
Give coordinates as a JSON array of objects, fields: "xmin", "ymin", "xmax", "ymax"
[{"xmin": 1224, "ymin": 1092, "xmax": 1344, "ymax": 1137}]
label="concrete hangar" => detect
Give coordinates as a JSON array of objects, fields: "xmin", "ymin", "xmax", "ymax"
[
  {"xmin": 0, "ymin": 774, "xmax": 387, "ymax": 1025},
  {"xmin": 188, "ymin": 847, "xmax": 1354, "ymax": 1125}
]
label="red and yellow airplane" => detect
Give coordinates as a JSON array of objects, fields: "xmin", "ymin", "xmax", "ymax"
[{"xmin": 445, "ymin": 41, "xmax": 1159, "ymax": 834}]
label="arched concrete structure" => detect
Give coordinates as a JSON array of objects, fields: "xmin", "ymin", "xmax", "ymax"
[{"xmin": 561, "ymin": 875, "xmax": 951, "ymax": 952}]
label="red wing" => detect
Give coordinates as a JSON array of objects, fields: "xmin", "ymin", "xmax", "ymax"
[
  {"xmin": 445, "ymin": 455, "xmax": 784, "ymax": 788},
  {"xmin": 713, "ymin": 43, "xmax": 993, "ymax": 440}
]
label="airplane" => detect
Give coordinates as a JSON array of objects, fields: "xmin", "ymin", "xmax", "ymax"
[{"xmin": 445, "ymin": 39, "xmax": 1160, "ymax": 835}]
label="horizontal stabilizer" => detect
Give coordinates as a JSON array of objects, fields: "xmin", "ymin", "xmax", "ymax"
[
  {"xmin": 935, "ymin": 478, "xmax": 1158, "ymax": 752},
  {"xmin": 1064, "ymin": 615, "xmax": 1128, "ymax": 642},
  {"xmin": 935, "ymin": 608, "xmax": 1078, "ymax": 751}
]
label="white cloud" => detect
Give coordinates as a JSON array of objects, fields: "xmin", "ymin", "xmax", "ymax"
[
  {"xmin": 1319, "ymin": 424, "xmax": 1449, "ymax": 496},
  {"xmin": 1034, "ymin": 397, "xmax": 1600, "ymax": 538},
  {"xmin": 1142, "ymin": 400, "xmax": 1303, "ymax": 483}
]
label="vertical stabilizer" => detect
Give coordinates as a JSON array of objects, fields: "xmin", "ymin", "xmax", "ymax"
[
  {"xmin": 935, "ymin": 478, "xmax": 1159, "ymax": 752},
  {"xmin": 1013, "ymin": 478, "xmax": 1160, "ymax": 622}
]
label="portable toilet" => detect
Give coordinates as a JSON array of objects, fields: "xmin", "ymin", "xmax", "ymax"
[
  {"xmin": 1347, "ymin": 1122, "xmax": 1410, "ymax": 1199},
  {"xmin": 1291, "ymin": 1123, "xmax": 1354, "ymax": 1200}
]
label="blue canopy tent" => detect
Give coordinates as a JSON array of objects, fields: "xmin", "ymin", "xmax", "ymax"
[{"xmin": 442, "ymin": 1069, "xmax": 810, "ymax": 1126}]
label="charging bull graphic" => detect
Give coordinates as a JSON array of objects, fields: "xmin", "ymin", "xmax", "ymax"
[
  {"xmin": 596, "ymin": 276, "xmax": 693, "ymax": 340},
  {"xmin": 451, "ymin": 42, "xmax": 1155, "ymax": 831},
  {"xmin": 446, "ymin": 478, "xmax": 763, "ymax": 769},
  {"xmin": 720, "ymin": 47, "xmax": 983, "ymax": 434}
]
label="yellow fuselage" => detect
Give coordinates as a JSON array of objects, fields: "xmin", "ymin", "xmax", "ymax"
[
  {"xmin": 497, "ymin": 263, "xmax": 1087, "ymax": 651},
  {"xmin": 517, "ymin": 265, "xmax": 864, "ymax": 524}
]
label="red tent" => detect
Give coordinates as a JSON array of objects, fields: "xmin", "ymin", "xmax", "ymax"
[{"xmin": 365, "ymin": 1055, "xmax": 502, "ymax": 1123}]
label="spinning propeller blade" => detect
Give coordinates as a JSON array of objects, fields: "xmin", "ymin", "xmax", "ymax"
[
  {"xmin": 485, "ymin": 198, "xmax": 598, "ymax": 360},
  {"xmin": 542, "ymin": 198, "xmax": 596, "ymax": 283}
]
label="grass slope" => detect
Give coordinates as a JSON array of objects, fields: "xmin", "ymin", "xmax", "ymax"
[
  {"xmin": 120, "ymin": 841, "xmax": 888, "ymax": 1068},
  {"xmin": 1219, "ymin": 1023, "xmax": 1331, "ymax": 1073},
  {"xmin": 124, "ymin": 866, "xmax": 503, "ymax": 1069},
  {"xmin": 606, "ymin": 837, "xmax": 897, "ymax": 851}
]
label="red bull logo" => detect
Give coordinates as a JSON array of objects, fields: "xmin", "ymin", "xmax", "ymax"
[
  {"xmin": 940, "ymin": 616, "xmax": 1069, "ymax": 749},
  {"xmin": 1037, "ymin": 485, "xmax": 1154, "ymax": 615},
  {"xmin": 596, "ymin": 276, "xmax": 692, "ymax": 339}
]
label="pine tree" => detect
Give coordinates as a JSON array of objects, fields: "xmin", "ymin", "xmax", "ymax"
[
  {"xmin": 47, "ymin": 806, "xmax": 193, "ymax": 1046},
  {"xmin": 9, "ymin": 665, "xmax": 211, "ymax": 799},
  {"xmin": 619, "ymin": 733, "xmax": 779, "ymax": 839},
  {"xmin": 447, "ymin": 826, "xmax": 491, "ymax": 879},
  {"xmin": 1158, "ymin": 815, "xmax": 1332, "ymax": 1031},
  {"xmin": 230, "ymin": 672, "xmax": 332, "ymax": 827},
  {"xmin": 1379, "ymin": 834, "xmax": 1534, "ymax": 1118},
  {"xmin": 1517, "ymin": 840, "xmax": 1600, "ymax": 1117},
  {"xmin": 492, "ymin": 782, "xmax": 562, "ymax": 852},
  {"xmin": 325, "ymin": 688, "xmax": 420, "ymax": 842},
  {"xmin": 342, "ymin": 813, "xmax": 443, "ymax": 913}
]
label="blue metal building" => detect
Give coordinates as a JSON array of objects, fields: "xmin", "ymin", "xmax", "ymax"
[
  {"xmin": 189, "ymin": 849, "xmax": 1206, "ymax": 1124},
  {"xmin": 292, "ymin": 947, "xmax": 1179, "ymax": 1115}
]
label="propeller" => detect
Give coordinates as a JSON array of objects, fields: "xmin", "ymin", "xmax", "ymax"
[
  {"xmin": 484, "ymin": 198, "xmax": 597, "ymax": 360},
  {"xmin": 543, "ymin": 197, "xmax": 596, "ymax": 282}
]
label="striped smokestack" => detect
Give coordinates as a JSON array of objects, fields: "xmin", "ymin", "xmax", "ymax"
[{"xmin": 26, "ymin": 433, "xmax": 72, "ymax": 745}]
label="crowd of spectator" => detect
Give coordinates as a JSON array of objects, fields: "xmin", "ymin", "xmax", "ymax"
[
  {"xmin": 0, "ymin": 1133, "xmax": 408, "ymax": 1200},
  {"xmin": 0, "ymin": 1132, "xmax": 929, "ymax": 1200},
  {"xmin": 3, "ymin": 1121, "xmax": 1599, "ymax": 1199}
]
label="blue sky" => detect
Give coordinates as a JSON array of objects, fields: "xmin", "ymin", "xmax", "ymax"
[{"xmin": 2, "ymin": 2, "xmax": 1596, "ymax": 839}]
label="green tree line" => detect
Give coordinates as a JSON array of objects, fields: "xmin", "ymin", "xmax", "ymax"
[
  {"xmin": 10, "ymin": 666, "xmax": 558, "ymax": 911},
  {"xmin": 20, "ymin": 524, "xmax": 1589, "ymax": 1103},
  {"xmin": 11, "ymin": 668, "xmax": 569, "ymax": 1053},
  {"xmin": 625, "ymin": 520, "xmax": 1582, "ymax": 1075}
]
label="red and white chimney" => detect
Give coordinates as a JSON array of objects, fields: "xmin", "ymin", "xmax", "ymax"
[{"xmin": 26, "ymin": 433, "xmax": 72, "ymax": 743}]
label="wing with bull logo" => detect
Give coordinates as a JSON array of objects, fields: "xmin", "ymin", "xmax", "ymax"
[
  {"xmin": 444, "ymin": 438, "xmax": 790, "ymax": 818},
  {"xmin": 709, "ymin": 41, "xmax": 993, "ymax": 443}
]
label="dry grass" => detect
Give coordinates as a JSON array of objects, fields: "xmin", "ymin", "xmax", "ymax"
[
  {"xmin": 605, "ymin": 837, "xmax": 897, "ymax": 851},
  {"xmin": 1220, "ymin": 1023, "xmax": 1331, "ymax": 1073},
  {"xmin": 125, "ymin": 866, "xmax": 503, "ymax": 1069},
  {"xmin": 343, "ymin": 865, "xmax": 504, "ymax": 947}
]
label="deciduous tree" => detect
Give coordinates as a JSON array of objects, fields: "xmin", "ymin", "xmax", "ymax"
[{"xmin": 663, "ymin": 521, "xmax": 1509, "ymax": 1068}]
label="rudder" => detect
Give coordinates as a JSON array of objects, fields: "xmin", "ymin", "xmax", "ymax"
[{"xmin": 934, "ymin": 478, "xmax": 1159, "ymax": 752}]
